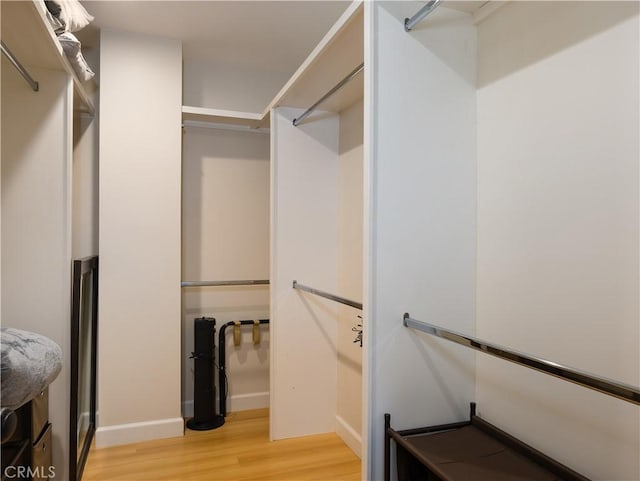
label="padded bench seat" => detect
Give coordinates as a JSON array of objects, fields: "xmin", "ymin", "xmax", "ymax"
[{"xmin": 385, "ymin": 404, "xmax": 590, "ymax": 481}]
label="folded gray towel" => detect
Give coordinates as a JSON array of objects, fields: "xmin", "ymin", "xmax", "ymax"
[{"xmin": 1, "ymin": 328, "xmax": 62, "ymax": 410}]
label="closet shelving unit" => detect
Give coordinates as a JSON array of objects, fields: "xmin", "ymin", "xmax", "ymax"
[
  {"xmin": 181, "ymin": 0, "xmax": 364, "ymax": 132},
  {"xmin": 363, "ymin": 1, "xmax": 640, "ymax": 480},
  {"xmin": 264, "ymin": 1, "xmax": 364, "ymax": 120},
  {"xmin": 268, "ymin": 0, "xmax": 365, "ymax": 458},
  {"xmin": 185, "ymin": 3, "xmax": 367, "ymax": 453},
  {"xmin": 182, "ymin": 0, "xmax": 364, "ymax": 134},
  {"xmin": 181, "ymin": 8, "xmax": 365, "ymax": 441},
  {"xmin": 181, "ymin": 105, "xmax": 269, "ymax": 132},
  {"xmin": 2, "ymin": 1, "xmax": 101, "ymax": 477},
  {"xmin": 1, "ymin": 0, "xmax": 95, "ymax": 115}
]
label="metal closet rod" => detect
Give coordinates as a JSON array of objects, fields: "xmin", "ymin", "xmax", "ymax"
[
  {"xmin": 292, "ymin": 62, "xmax": 364, "ymax": 127},
  {"xmin": 181, "ymin": 280, "xmax": 269, "ymax": 287},
  {"xmin": 293, "ymin": 281, "xmax": 363, "ymax": 310},
  {"xmin": 1, "ymin": 41, "xmax": 39, "ymax": 92},
  {"xmin": 403, "ymin": 313, "xmax": 640, "ymax": 406},
  {"xmin": 405, "ymin": 0, "xmax": 443, "ymax": 32}
]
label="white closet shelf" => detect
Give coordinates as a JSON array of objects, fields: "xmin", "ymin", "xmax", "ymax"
[
  {"xmin": 443, "ymin": 1, "xmax": 508, "ymax": 24},
  {"xmin": 263, "ymin": 0, "xmax": 364, "ymax": 118},
  {"xmin": 185, "ymin": 1, "xmax": 364, "ymax": 129},
  {"xmin": 1, "ymin": 0, "xmax": 95, "ymax": 115},
  {"xmin": 181, "ymin": 105, "xmax": 267, "ymax": 127}
]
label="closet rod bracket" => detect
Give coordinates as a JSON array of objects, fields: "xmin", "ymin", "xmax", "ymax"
[{"xmin": 404, "ymin": 0, "xmax": 443, "ymax": 32}]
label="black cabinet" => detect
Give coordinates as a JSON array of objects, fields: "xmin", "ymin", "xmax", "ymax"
[{"xmin": 1, "ymin": 388, "xmax": 52, "ymax": 481}]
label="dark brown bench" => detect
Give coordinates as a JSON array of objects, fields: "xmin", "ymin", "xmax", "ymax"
[{"xmin": 384, "ymin": 403, "xmax": 590, "ymax": 481}]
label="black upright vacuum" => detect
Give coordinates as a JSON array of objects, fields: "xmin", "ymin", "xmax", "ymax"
[{"xmin": 186, "ymin": 317, "xmax": 225, "ymax": 430}]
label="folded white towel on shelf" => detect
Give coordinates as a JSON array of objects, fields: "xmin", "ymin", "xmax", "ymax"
[
  {"xmin": 58, "ymin": 32, "xmax": 95, "ymax": 81},
  {"xmin": 52, "ymin": 0, "xmax": 94, "ymax": 33}
]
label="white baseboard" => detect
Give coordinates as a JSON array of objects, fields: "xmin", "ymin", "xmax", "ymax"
[
  {"xmin": 336, "ymin": 415, "xmax": 362, "ymax": 458},
  {"xmin": 182, "ymin": 391, "xmax": 269, "ymax": 418},
  {"xmin": 78, "ymin": 411, "xmax": 90, "ymax": 434},
  {"xmin": 95, "ymin": 417, "xmax": 184, "ymax": 448},
  {"xmin": 229, "ymin": 391, "xmax": 269, "ymax": 412}
]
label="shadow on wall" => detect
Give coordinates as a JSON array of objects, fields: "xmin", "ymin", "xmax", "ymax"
[
  {"xmin": 1, "ymin": 67, "xmax": 68, "ymax": 185},
  {"xmin": 379, "ymin": 3, "xmax": 477, "ymax": 89},
  {"xmin": 298, "ymin": 294, "xmax": 340, "ymax": 357},
  {"xmin": 476, "ymin": 1, "xmax": 640, "ymax": 88},
  {"xmin": 408, "ymin": 331, "xmax": 475, "ymax": 421},
  {"xmin": 380, "ymin": 1, "xmax": 639, "ymax": 90}
]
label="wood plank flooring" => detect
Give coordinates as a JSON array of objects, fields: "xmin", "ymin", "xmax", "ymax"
[{"xmin": 83, "ymin": 409, "xmax": 361, "ymax": 481}]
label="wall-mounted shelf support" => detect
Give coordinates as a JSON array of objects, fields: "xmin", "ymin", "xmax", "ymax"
[
  {"xmin": 1, "ymin": 41, "xmax": 39, "ymax": 91},
  {"xmin": 404, "ymin": 0, "xmax": 442, "ymax": 32},
  {"xmin": 292, "ymin": 62, "xmax": 364, "ymax": 127}
]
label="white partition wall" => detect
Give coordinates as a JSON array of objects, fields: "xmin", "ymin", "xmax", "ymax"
[
  {"xmin": 97, "ymin": 29, "xmax": 183, "ymax": 447},
  {"xmin": 364, "ymin": 3, "xmax": 477, "ymax": 480},
  {"xmin": 72, "ymin": 114, "xmax": 99, "ymax": 260},
  {"xmin": 336, "ymin": 99, "xmax": 364, "ymax": 456},
  {"xmin": 1, "ymin": 65, "xmax": 74, "ymax": 481},
  {"xmin": 270, "ymin": 107, "xmax": 340, "ymax": 440},
  {"xmin": 475, "ymin": 3, "xmax": 640, "ymax": 479}
]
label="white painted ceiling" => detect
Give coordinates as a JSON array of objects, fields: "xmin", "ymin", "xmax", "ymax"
[
  {"xmin": 82, "ymin": 1, "xmax": 351, "ymax": 72},
  {"xmin": 79, "ymin": 0, "xmax": 489, "ymax": 112},
  {"xmin": 81, "ymin": 1, "xmax": 488, "ymax": 71}
]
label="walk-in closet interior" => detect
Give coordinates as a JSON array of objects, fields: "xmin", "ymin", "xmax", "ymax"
[
  {"xmin": 181, "ymin": 115, "xmax": 271, "ymax": 420},
  {"xmin": 269, "ymin": 2, "xmax": 364, "ymax": 452},
  {"xmin": 1, "ymin": 1, "xmax": 639, "ymax": 480}
]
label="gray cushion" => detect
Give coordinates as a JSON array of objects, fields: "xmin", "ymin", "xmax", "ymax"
[{"xmin": 1, "ymin": 328, "xmax": 62, "ymax": 410}]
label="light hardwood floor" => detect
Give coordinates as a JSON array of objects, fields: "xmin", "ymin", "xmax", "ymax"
[{"xmin": 83, "ymin": 409, "xmax": 361, "ymax": 481}]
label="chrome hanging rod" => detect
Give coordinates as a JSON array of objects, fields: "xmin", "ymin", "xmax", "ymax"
[
  {"xmin": 182, "ymin": 120, "xmax": 269, "ymax": 135},
  {"xmin": 181, "ymin": 280, "xmax": 269, "ymax": 287},
  {"xmin": 292, "ymin": 62, "xmax": 364, "ymax": 127},
  {"xmin": 403, "ymin": 314, "xmax": 640, "ymax": 406},
  {"xmin": 1, "ymin": 41, "xmax": 39, "ymax": 92},
  {"xmin": 405, "ymin": 0, "xmax": 443, "ymax": 32},
  {"xmin": 293, "ymin": 281, "xmax": 362, "ymax": 310}
]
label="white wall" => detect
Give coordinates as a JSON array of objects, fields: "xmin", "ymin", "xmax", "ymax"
[
  {"xmin": 337, "ymin": 99, "xmax": 364, "ymax": 456},
  {"xmin": 476, "ymin": 2, "xmax": 640, "ymax": 479},
  {"xmin": 270, "ymin": 107, "xmax": 340, "ymax": 440},
  {"xmin": 2, "ymin": 65, "xmax": 74, "ymax": 481},
  {"xmin": 97, "ymin": 29, "xmax": 183, "ymax": 447},
  {"xmin": 72, "ymin": 115, "xmax": 98, "ymax": 260},
  {"xmin": 183, "ymin": 61, "xmax": 290, "ymax": 113},
  {"xmin": 181, "ymin": 126, "xmax": 270, "ymax": 416},
  {"xmin": 364, "ymin": 3, "xmax": 477, "ymax": 480},
  {"xmin": 72, "ymin": 46, "xmax": 99, "ymax": 260}
]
